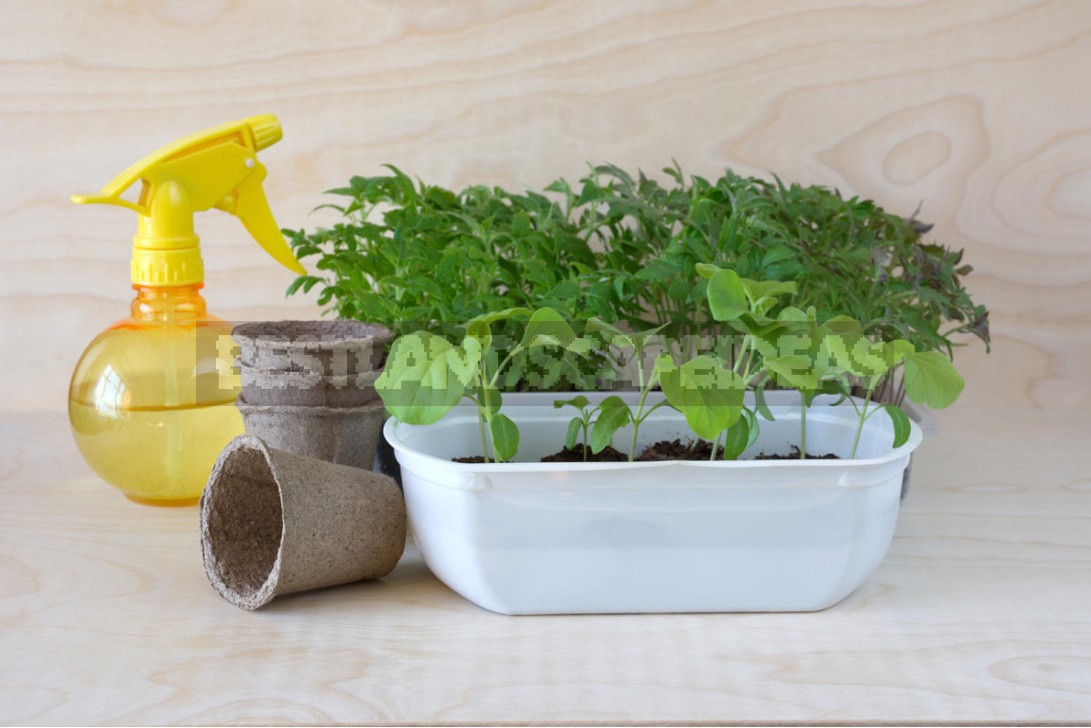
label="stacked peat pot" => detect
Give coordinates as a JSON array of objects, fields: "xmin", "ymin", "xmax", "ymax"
[{"xmin": 232, "ymin": 320, "xmax": 394, "ymax": 471}]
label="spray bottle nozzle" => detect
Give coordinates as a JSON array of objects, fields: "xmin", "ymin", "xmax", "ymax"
[
  {"xmin": 248, "ymin": 114, "xmax": 283, "ymax": 152},
  {"xmin": 72, "ymin": 114, "xmax": 305, "ymax": 286}
]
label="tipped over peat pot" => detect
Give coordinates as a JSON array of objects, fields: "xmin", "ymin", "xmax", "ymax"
[
  {"xmin": 384, "ymin": 392, "xmax": 923, "ymax": 615},
  {"xmin": 199, "ymin": 435, "xmax": 406, "ymax": 610}
]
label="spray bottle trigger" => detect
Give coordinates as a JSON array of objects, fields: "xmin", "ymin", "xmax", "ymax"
[{"xmin": 231, "ymin": 168, "xmax": 306, "ymax": 275}]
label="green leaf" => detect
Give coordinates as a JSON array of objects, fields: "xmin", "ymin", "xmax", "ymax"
[
  {"xmin": 554, "ymin": 395, "xmax": 589, "ymax": 411},
  {"xmin": 706, "ymin": 268, "xmax": 748, "ymax": 322},
  {"xmin": 763, "ymin": 355, "xmax": 819, "ymax": 392},
  {"xmin": 489, "ymin": 413, "xmax": 519, "ymax": 462},
  {"xmin": 477, "ymin": 385, "xmax": 502, "ymax": 417},
  {"xmin": 695, "ymin": 262, "xmax": 721, "ymax": 279},
  {"xmin": 447, "ymin": 336, "xmax": 483, "ymax": 385},
  {"xmin": 777, "ymin": 306, "xmax": 813, "ymax": 323},
  {"xmin": 587, "ymin": 318, "xmax": 667, "ymax": 352},
  {"xmin": 565, "ymin": 418, "xmax": 582, "ymax": 449},
  {"xmin": 902, "ymin": 351, "xmax": 965, "ymax": 408},
  {"xmin": 637, "ymin": 258, "xmax": 683, "ymax": 282},
  {"xmin": 586, "ymin": 317, "xmax": 634, "ymax": 350},
  {"xmin": 842, "ymin": 337, "xmax": 890, "ymax": 380},
  {"xmin": 817, "ymin": 331, "xmax": 853, "ymax": 375},
  {"xmin": 375, "ymin": 332, "xmax": 467, "ymax": 425},
  {"xmin": 885, "ymin": 339, "xmax": 915, "ymax": 366},
  {"xmin": 467, "ymin": 307, "xmax": 531, "ymax": 328},
  {"xmin": 753, "ymin": 384, "xmax": 775, "ymax": 421},
  {"xmin": 658, "ymin": 355, "xmax": 744, "ymax": 441},
  {"xmin": 743, "ymin": 408, "xmax": 760, "ymax": 449},
  {"xmin": 567, "ymin": 336, "xmax": 597, "ymax": 357},
  {"xmin": 884, "ymin": 405, "xmax": 912, "ymax": 449},
  {"xmin": 816, "ymin": 318, "xmax": 866, "ymax": 375},
  {"xmin": 721, "ymin": 416, "xmax": 750, "ymax": 460},
  {"xmin": 821, "ymin": 315, "xmax": 864, "ymax": 340},
  {"xmin": 520, "ymin": 307, "xmax": 576, "ymax": 350},
  {"xmin": 760, "ymin": 245, "xmax": 796, "ymax": 268},
  {"xmin": 523, "ymin": 333, "xmax": 562, "ymax": 350},
  {"xmin": 740, "ymin": 278, "xmax": 797, "ymax": 304},
  {"xmin": 590, "ymin": 395, "xmax": 632, "ymax": 453},
  {"xmin": 285, "ymin": 275, "xmax": 319, "ymax": 297},
  {"xmin": 545, "ymin": 178, "xmax": 572, "ymax": 196},
  {"xmin": 465, "ymin": 318, "xmax": 492, "ymax": 355},
  {"xmin": 512, "ymin": 210, "xmax": 531, "ymax": 237},
  {"xmin": 626, "ymin": 322, "xmax": 670, "ymax": 349}
]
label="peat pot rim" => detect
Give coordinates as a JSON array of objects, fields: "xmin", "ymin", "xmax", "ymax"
[
  {"xmin": 233, "ymin": 320, "xmax": 394, "ymax": 351},
  {"xmin": 199, "ymin": 435, "xmax": 285, "ymax": 610}
]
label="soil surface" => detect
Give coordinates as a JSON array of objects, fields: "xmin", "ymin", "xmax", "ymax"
[
  {"xmin": 540, "ymin": 445, "xmax": 628, "ymax": 463},
  {"xmin": 457, "ymin": 442, "xmax": 839, "ymax": 463},
  {"xmin": 755, "ymin": 445, "xmax": 839, "ymax": 460},
  {"xmin": 635, "ymin": 438, "xmax": 714, "ymax": 461}
]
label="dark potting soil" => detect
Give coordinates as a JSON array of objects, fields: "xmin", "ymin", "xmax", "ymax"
[
  {"xmin": 455, "ymin": 442, "xmax": 839, "ymax": 463},
  {"xmin": 539, "ymin": 445, "xmax": 628, "ymax": 463},
  {"xmin": 755, "ymin": 445, "xmax": 839, "ymax": 460},
  {"xmin": 539, "ymin": 439, "xmax": 716, "ymax": 462},
  {"xmin": 635, "ymin": 438, "xmax": 714, "ymax": 461}
]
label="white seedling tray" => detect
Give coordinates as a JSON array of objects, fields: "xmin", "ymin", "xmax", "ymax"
[{"xmin": 385, "ymin": 394, "xmax": 922, "ymax": 615}]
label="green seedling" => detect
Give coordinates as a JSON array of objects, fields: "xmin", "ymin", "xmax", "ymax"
[
  {"xmin": 693, "ymin": 264, "xmax": 799, "ymax": 456},
  {"xmin": 763, "ymin": 310, "xmax": 965, "ymax": 458},
  {"xmin": 376, "ymin": 307, "xmax": 580, "ymax": 462},
  {"xmin": 696, "ymin": 262, "xmax": 796, "ymax": 383},
  {"xmin": 760, "ymin": 306, "xmax": 860, "ymax": 459},
  {"xmin": 585, "ymin": 319, "xmax": 673, "ymax": 461},
  {"xmin": 554, "ymin": 395, "xmax": 596, "ymax": 461},
  {"xmin": 830, "ymin": 333, "xmax": 965, "ymax": 457},
  {"xmin": 657, "ymin": 354, "xmax": 749, "ymax": 460}
]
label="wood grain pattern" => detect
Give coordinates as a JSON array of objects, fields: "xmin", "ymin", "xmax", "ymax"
[
  {"xmin": 1, "ymin": 408, "xmax": 1090, "ymax": 724},
  {"xmin": 1, "ymin": 0, "xmax": 1089, "ymax": 413}
]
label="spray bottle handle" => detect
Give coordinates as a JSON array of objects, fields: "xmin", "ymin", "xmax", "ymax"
[
  {"xmin": 71, "ymin": 189, "xmax": 144, "ymax": 214},
  {"xmin": 70, "ymin": 115, "xmax": 305, "ymax": 282}
]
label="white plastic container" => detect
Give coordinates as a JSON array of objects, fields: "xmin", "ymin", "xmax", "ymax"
[{"xmin": 385, "ymin": 393, "xmax": 922, "ymax": 615}]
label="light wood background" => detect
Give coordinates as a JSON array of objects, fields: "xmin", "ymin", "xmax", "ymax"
[{"xmin": 1, "ymin": 0, "xmax": 1089, "ymax": 413}]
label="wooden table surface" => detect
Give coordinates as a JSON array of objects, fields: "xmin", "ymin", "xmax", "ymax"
[{"xmin": 2, "ymin": 407, "xmax": 1089, "ymax": 725}]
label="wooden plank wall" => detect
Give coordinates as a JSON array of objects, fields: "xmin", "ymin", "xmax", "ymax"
[{"xmin": 2, "ymin": 0, "xmax": 1088, "ymax": 413}]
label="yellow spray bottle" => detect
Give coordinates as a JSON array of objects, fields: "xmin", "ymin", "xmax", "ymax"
[{"xmin": 69, "ymin": 114, "xmax": 305, "ymax": 506}]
